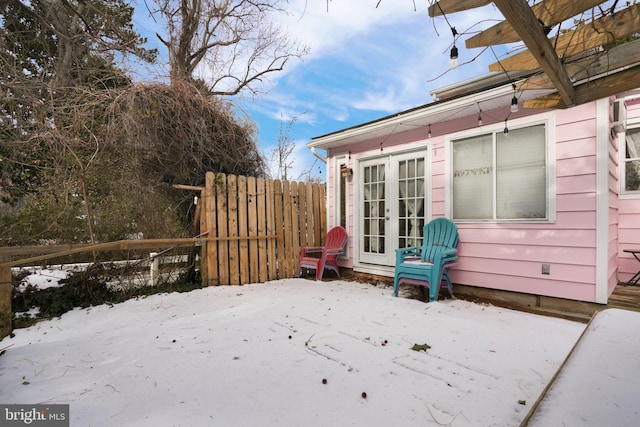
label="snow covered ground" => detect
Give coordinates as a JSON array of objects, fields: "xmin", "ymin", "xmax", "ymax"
[
  {"xmin": 525, "ymin": 308, "xmax": 640, "ymax": 427},
  {"xmin": 0, "ymin": 278, "xmax": 587, "ymax": 426}
]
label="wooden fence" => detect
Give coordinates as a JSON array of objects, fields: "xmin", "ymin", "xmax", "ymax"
[
  {"xmin": 200, "ymin": 172, "xmax": 327, "ymax": 286},
  {"xmin": 0, "ymin": 172, "xmax": 327, "ymax": 338}
]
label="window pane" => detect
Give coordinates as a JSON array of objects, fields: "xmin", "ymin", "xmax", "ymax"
[
  {"xmin": 453, "ymin": 134, "xmax": 493, "ymax": 220},
  {"xmin": 497, "ymin": 125, "xmax": 546, "ymax": 219},
  {"xmin": 626, "ymin": 160, "xmax": 640, "ymax": 191},
  {"xmin": 626, "ymin": 128, "xmax": 640, "ymax": 191},
  {"xmin": 339, "ymin": 166, "xmax": 347, "ymax": 228}
]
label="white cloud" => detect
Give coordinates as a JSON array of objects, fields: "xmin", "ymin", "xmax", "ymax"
[
  {"xmin": 243, "ymin": 1, "xmax": 511, "ymax": 174},
  {"xmin": 279, "ymin": 0, "xmax": 420, "ymax": 59},
  {"xmin": 261, "ymin": 1, "xmax": 505, "ymax": 121}
]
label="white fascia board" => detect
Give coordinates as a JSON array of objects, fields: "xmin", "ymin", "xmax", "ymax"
[{"xmin": 308, "ymin": 84, "xmax": 523, "ymax": 150}]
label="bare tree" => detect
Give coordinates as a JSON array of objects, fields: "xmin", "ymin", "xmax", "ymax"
[
  {"xmin": 270, "ymin": 116, "xmax": 297, "ymax": 181},
  {"xmin": 152, "ymin": 0, "xmax": 308, "ymax": 94},
  {"xmin": 269, "ymin": 114, "xmax": 323, "ymax": 183}
]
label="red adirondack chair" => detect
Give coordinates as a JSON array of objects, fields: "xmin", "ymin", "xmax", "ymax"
[{"xmin": 298, "ymin": 226, "xmax": 348, "ymax": 281}]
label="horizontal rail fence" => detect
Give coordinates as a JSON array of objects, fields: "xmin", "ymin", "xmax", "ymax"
[
  {"xmin": 0, "ymin": 238, "xmax": 209, "ymax": 339},
  {"xmin": 0, "ymin": 173, "xmax": 326, "ymax": 338},
  {"xmin": 200, "ymin": 172, "xmax": 326, "ymax": 286}
]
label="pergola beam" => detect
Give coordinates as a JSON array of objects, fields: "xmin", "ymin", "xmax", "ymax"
[
  {"xmin": 466, "ymin": 0, "xmax": 603, "ymax": 48},
  {"xmin": 428, "ymin": 0, "xmax": 491, "ymax": 17},
  {"xmin": 492, "ymin": 0, "xmax": 575, "ymax": 106},
  {"xmin": 489, "ymin": 4, "xmax": 640, "ymax": 73},
  {"xmin": 518, "ymin": 38, "xmax": 640, "ymax": 91},
  {"xmin": 524, "ymin": 65, "xmax": 640, "ymax": 109}
]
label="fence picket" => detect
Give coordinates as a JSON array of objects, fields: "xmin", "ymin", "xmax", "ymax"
[
  {"xmin": 227, "ymin": 175, "xmax": 240, "ymax": 285},
  {"xmin": 274, "ymin": 180, "xmax": 285, "ymax": 280},
  {"xmin": 204, "ymin": 172, "xmax": 218, "ymax": 285},
  {"xmin": 298, "ymin": 182, "xmax": 308, "ymax": 249},
  {"xmin": 237, "ymin": 176, "xmax": 250, "ymax": 284},
  {"xmin": 306, "ymin": 182, "xmax": 315, "ymax": 246},
  {"xmin": 216, "ymin": 173, "xmax": 230, "ymax": 285},
  {"xmin": 282, "ymin": 180, "xmax": 293, "ymax": 278},
  {"xmin": 257, "ymin": 178, "xmax": 268, "ymax": 282},
  {"xmin": 247, "ymin": 177, "xmax": 259, "ymax": 284},
  {"xmin": 266, "ymin": 179, "xmax": 277, "ymax": 280}
]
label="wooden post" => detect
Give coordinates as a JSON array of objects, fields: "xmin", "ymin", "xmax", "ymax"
[
  {"xmin": 0, "ymin": 256, "xmax": 12, "ymax": 339},
  {"xmin": 203, "ymin": 172, "xmax": 218, "ymax": 286}
]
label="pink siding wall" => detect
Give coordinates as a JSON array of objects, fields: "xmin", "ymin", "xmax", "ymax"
[
  {"xmin": 447, "ymin": 104, "xmax": 602, "ymax": 302},
  {"xmin": 324, "ymin": 98, "xmax": 629, "ymax": 303}
]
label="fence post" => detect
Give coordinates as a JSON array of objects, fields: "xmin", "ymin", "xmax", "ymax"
[
  {"xmin": 0, "ymin": 256, "xmax": 12, "ymax": 339},
  {"xmin": 202, "ymin": 171, "xmax": 219, "ymax": 286},
  {"xmin": 149, "ymin": 252, "xmax": 159, "ymax": 286}
]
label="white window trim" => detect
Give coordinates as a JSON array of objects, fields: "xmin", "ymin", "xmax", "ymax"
[
  {"xmin": 333, "ymin": 153, "xmax": 350, "ymax": 258},
  {"xmin": 445, "ymin": 113, "xmax": 556, "ymax": 223}
]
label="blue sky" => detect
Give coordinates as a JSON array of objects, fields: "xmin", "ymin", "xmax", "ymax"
[{"xmin": 132, "ymin": 0, "xmax": 506, "ymax": 181}]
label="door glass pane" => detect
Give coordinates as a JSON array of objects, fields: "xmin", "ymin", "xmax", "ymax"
[
  {"xmin": 363, "ymin": 163, "xmax": 386, "ymax": 254},
  {"xmin": 398, "ymin": 157, "xmax": 425, "ymax": 248}
]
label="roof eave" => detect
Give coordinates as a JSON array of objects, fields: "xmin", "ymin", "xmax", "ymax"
[{"xmin": 308, "ymin": 80, "xmax": 552, "ymax": 150}]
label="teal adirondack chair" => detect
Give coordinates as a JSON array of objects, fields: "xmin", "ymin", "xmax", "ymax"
[{"xmin": 393, "ymin": 218, "xmax": 459, "ymax": 301}]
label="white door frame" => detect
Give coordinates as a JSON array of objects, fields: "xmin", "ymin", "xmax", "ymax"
[{"xmin": 354, "ymin": 147, "xmax": 431, "ymax": 269}]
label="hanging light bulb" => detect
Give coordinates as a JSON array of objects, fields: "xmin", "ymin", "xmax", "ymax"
[
  {"xmin": 449, "ymin": 26, "xmax": 459, "ymax": 69},
  {"xmin": 503, "ymin": 119, "xmax": 509, "ymax": 138},
  {"xmin": 510, "ymin": 83, "xmax": 519, "ymax": 113},
  {"xmin": 510, "ymin": 95, "xmax": 519, "ymax": 113},
  {"xmin": 427, "ymin": 124, "xmax": 432, "ymax": 139},
  {"xmin": 477, "ymin": 111, "xmax": 482, "ymax": 126},
  {"xmin": 449, "ymin": 45, "xmax": 459, "ymax": 69}
]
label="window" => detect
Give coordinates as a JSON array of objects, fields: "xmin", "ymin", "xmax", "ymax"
[
  {"xmin": 624, "ymin": 127, "xmax": 640, "ymax": 192},
  {"xmin": 452, "ymin": 124, "xmax": 547, "ymax": 221}
]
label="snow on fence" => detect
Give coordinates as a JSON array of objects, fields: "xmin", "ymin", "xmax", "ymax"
[
  {"xmin": 11, "ymin": 252, "xmax": 198, "ymax": 290},
  {"xmin": 0, "ymin": 172, "xmax": 327, "ymax": 339}
]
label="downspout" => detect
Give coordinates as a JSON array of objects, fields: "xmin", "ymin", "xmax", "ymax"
[{"xmin": 310, "ymin": 147, "xmax": 327, "ymax": 163}]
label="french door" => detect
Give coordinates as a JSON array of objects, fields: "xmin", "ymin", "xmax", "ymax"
[{"xmin": 359, "ymin": 151, "xmax": 429, "ymax": 266}]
